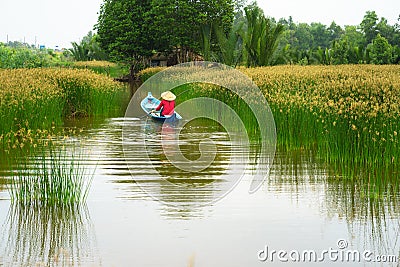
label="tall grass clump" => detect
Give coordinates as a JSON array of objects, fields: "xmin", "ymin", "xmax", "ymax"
[
  {"xmin": 9, "ymin": 146, "xmax": 93, "ymax": 206},
  {"xmin": 173, "ymin": 83, "xmax": 261, "ymax": 140},
  {"xmin": 0, "ymin": 69, "xmax": 63, "ymax": 133},
  {"xmin": 0, "ymin": 68, "xmax": 127, "ymax": 148},
  {"xmin": 48, "ymin": 68, "xmax": 126, "ymax": 117},
  {"xmin": 138, "ymin": 66, "xmax": 166, "ymax": 82}
]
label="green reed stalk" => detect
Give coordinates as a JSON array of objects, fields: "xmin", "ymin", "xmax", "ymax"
[{"xmin": 9, "ymin": 146, "xmax": 93, "ymax": 206}]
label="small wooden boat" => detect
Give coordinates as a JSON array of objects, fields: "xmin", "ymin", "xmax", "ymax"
[{"xmin": 140, "ymin": 92, "xmax": 182, "ymax": 122}]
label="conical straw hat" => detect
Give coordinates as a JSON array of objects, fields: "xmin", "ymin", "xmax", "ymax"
[{"xmin": 161, "ymin": 91, "xmax": 176, "ymax": 101}]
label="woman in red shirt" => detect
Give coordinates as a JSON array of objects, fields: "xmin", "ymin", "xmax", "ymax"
[{"xmin": 154, "ymin": 91, "xmax": 176, "ymax": 116}]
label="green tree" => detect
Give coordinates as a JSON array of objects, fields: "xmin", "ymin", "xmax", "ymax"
[
  {"xmin": 328, "ymin": 22, "xmax": 343, "ymax": 42},
  {"xmin": 97, "ymin": 0, "xmax": 234, "ymax": 66},
  {"xmin": 395, "ymin": 15, "xmax": 400, "ymax": 33},
  {"xmin": 149, "ymin": 0, "xmax": 234, "ymax": 63},
  {"xmin": 293, "ymin": 23, "xmax": 313, "ymax": 51},
  {"xmin": 259, "ymin": 18, "xmax": 285, "ymax": 65},
  {"xmin": 369, "ymin": 34, "xmax": 393, "ymax": 64},
  {"xmin": 69, "ymin": 41, "xmax": 88, "ymax": 61},
  {"xmin": 310, "ymin": 22, "xmax": 330, "ymax": 49},
  {"xmin": 360, "ymin": 11, "xmax": 378, "ymax": 44},
  {"xmin": 342, "ymin": 25, "xmax": 365, "ymax": 48},
  {"xmin": 149, "ymin": 0, "xmax": 198, "ymax": 62},
  {"xmin": 329, "ymin": 26, "xmax": 366, "ymax": 64},
  {"xmin": 213, "ymin": 20, "xmax": 243, "ymax": 66},
  {"xmin": 331, "ymin": 39, "xmax": 349, "ymax": 64},
  {"xmin": 234, "ymin": 0, "xmax": 247, "ymax": 11},
  {"xmin": 315, "ymin": 47, "xmax": 332, "ymax": 65},
  {"xmin": 393, "ymin": 45, "xmax": 400, "ymax": 64},
  {"xmin": 200, "ymin": 24, "xmax": 212, "ymax": 61},
  {"xmin": 96, "ymin": 0, "xmax": 153, "ymax": 76},
  {"xmin": 275, "ymin": 18, "xmax": 299, "ymax": 64},
  {"xmin": 88, "ymin": 34, "xmax": 108, "ymax": 60},
  {"xmin": 376, "ymin": 17, "xmax": 400, "ymax": 46}
]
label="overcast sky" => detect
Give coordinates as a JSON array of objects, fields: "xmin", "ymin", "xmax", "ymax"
[{"xmin": 0, "ymin": 0, "xmax": 399, "ymax": 49}]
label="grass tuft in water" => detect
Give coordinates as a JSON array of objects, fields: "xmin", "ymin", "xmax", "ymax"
[{"xmin": 9, "ymin": 146, "xmax": 94, "ymax": 206}]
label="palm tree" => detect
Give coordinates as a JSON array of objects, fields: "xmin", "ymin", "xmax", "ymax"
[
  {"xmin": 242, "ymin": 5, "xmax": 263, "ymax": 66},
  {"xmin": 241, "ymin": 5, "xmax": 284, "ymax": 66},
  {"xmin": 213, "ymin": 22, "xmax": 243, "ymax": 66},
  {"xmin": 258, "ymin": 18, "xmax": 285, "ymax": 65},
  {"xmin": 69, "ymin": 32, "xmax": 108, "ymax": 61},
  {"xmin": 200, "ymin": 24, "xmax": 212, "ymax": 61},
  {"xmin": 69, "ymin": 42, "xmax": 88, "ymax": 61}
]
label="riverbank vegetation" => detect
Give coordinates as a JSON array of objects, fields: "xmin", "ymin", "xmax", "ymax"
[
  {"xmin": 0, "ymin": 42, "xmax": 70, "ymax": 68},
  {"xmin": 242, "ymin": 65, "xmax": 400, "ymax": 164},
  {"xmin": 0, "ymin": 35, "xmax": 128, "ymax": 206},
  {"xmin": 0, "ymin": 41, "xmax": 128, "ymax": 78},
  {"xmin": 71, "ymin": 60, "xmax": 128, "ymax": 78},
  {"xmin": 0, "ymin": 67, "xmax": 124, "ymax": 205},
  {"xmin": 4, "ymin": 1, "xmax": 399, "ymax": 77},
  {"xmin": 0, "ymin": 68, "xmax": 126, "ymax": 151},
  {"xmin": 139, "ymin": 64, "xmax": 400, "ymax": 182}
]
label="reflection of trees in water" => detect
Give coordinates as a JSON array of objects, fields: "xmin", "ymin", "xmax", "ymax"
[
  {"xmin": 270, "ymin": 147, "xmax": 400, "ymax": 258},
  {"xmin": 1, "ymin": 204, "xmax": 99, "ymax": 267}
]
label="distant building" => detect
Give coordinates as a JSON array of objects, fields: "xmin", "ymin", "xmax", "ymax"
[
  {"xmin": 150, "ymin": 49, "xmax": 203, "ymax": 67},
  {"xmin": 150, "ymin": 52, "xmax": 168, "ymax": 67}
]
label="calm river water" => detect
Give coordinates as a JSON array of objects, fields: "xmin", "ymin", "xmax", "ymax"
[{"xmin": 0, "ymin": 117, "xmax": 399, "ymax": 267}]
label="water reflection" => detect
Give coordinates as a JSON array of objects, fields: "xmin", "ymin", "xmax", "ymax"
[
  {"xmin": 269, "ymin": 147, "xmax": 400, "ymax": 260},
  {"xmin": 0, "ymin": 179, "xmax": 6, "ymax": 196},
  {"xmin": 1, "ymin": 204, "xmax": 99, "ymax": 267},
  {"xmin": 323, "ymin": 160, "xmax": 400, "ymax": 260},
  {"xmin": 123, "ymin": 119, "xmax": 235, "ymax": 207},
  {"xmin": 94, "ymin": 117, "xmax": 400, "ymax": 235},
  {"xmin": 0, "ymin": 150, "xmax": 15, "ymax": 198},
  {"xmin": 1, "ymin": 117, "xmax": 399, "ymax": 265},
  {"xmin": 325, "ymin": 177, "xmax": 400, "ymax": 258}
]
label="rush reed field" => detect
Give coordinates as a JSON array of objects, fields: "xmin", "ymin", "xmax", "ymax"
[
  {"xmin": 71, "ymin": 60, "xmax": 128, "ymax": 78},
  {"xmin": 241, "ymin": 65, "xmax": 400, "ymax": 165},
  {"xmin": 140, "ymin": 64, "xmax": 400, "ymax": 179},
  {"xmin": 0, "ymin": 68, "xmax": 126, "ymax": 150}
]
